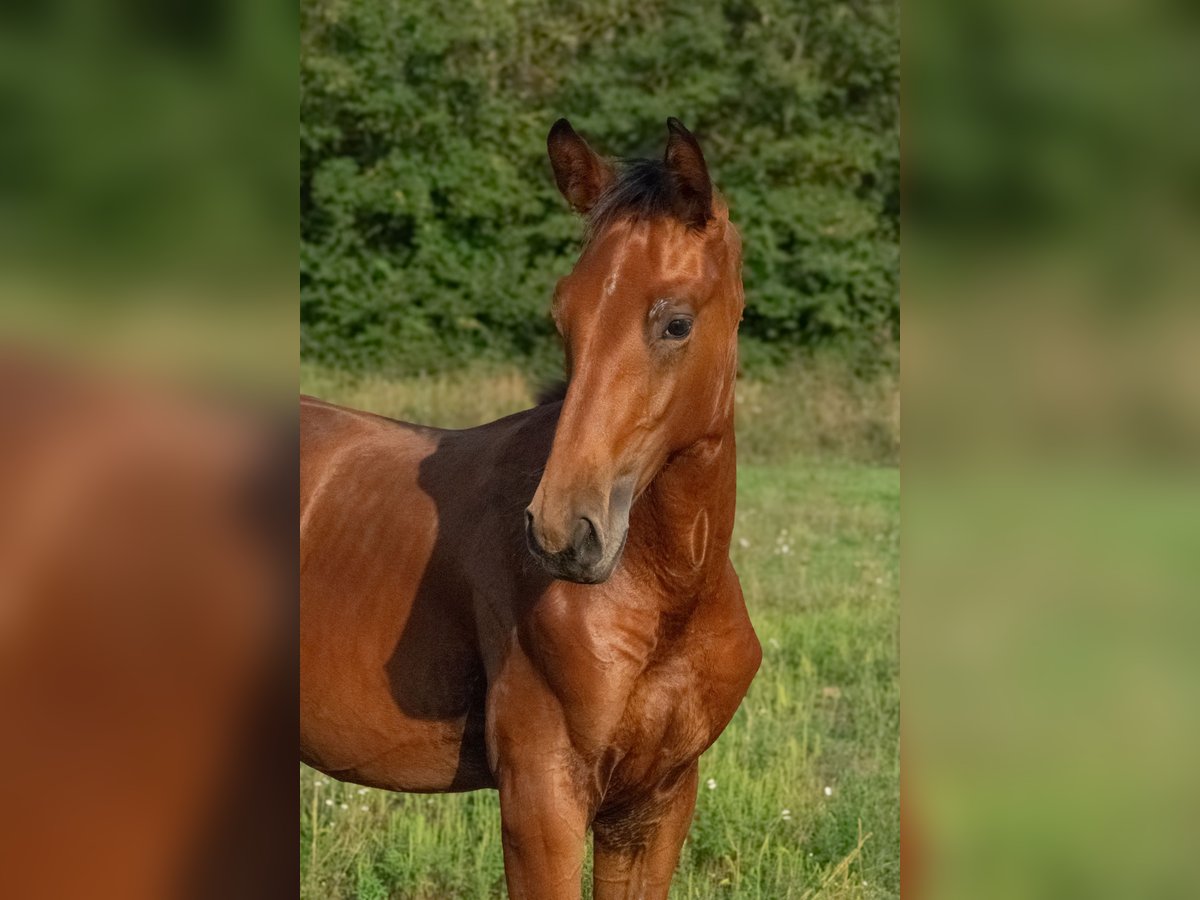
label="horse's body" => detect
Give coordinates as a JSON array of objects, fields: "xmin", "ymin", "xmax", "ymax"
[{"xmin": 301, "ymin": 119, "xmax": 761, "ymax": 899}]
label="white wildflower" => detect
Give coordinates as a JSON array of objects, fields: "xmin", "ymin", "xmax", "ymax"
[
  {"xmin": 781, "ymin": 809, "xmax": 792, "ymax": 821},
  {"xmin": 325, "ymin": 799, "xmax": 333, "ymax": 807},
  {"xmin": 706, "ymin": 778, "xmax": 717, "ymax": 791},
  {"xmin": 738, "ymin": 537, "xmax": 750, "ymax": 549},
  {"xmin": 823, "ymin": 786, "xmax": 833, "ymax": 797},
  {"xmin": 340, "ymin": 803, "xmax": 348, "ymax": 810}
]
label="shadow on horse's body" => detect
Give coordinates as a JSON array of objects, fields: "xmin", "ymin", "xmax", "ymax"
[
  {"xmin": 300, "ymin": 397, "xmax": 553, "ymax": 792},
  {"xmin": 300, "ymin": 118, "xmax": 761, "ymax": 900}
]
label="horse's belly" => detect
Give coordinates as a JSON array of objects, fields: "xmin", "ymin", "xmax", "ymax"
[
  {"xmin": 300, "ymin": 587, "xmax": 493, "ymax": 792},
  {"xmin": 302, "ymin": 710, "xmax": 494, "ymax": 793}
]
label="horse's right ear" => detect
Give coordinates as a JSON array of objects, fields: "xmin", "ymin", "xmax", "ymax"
[
  {"xmin": 664, "ymin": 118, "xmax": 713, "ymax": 228},
  {"xmin": 547, "ymin": 119, "xmax": 613, "ymax": 215}
]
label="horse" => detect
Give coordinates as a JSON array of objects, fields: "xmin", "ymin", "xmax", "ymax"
[{"xmin": 300, "ymin": 117, "xmax": 761, "ymax": 899}]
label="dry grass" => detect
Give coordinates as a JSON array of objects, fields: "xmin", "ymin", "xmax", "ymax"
[
  {"xmin": 734, "ymin": 361, "xmax": 899, "ymax": 466},
  {"xmin": 301, "ymin": 366, "xmax": 535, "ymax": 431},
  {"xmin": 300, "ymin": 357, "xmax": 899, "ymax": 465}
]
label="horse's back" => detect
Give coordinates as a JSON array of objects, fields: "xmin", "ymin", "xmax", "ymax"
[{"xmin": 300, "ymin": 394, "xmax": 437, "ymax": 506}]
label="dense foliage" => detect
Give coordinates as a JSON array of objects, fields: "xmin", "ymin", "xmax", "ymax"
[{"xmin": 301, "ymin": 0, "xmax": 898, "ymax": 375}]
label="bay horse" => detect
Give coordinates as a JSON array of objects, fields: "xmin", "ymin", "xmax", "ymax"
[{"xmin": 300, "ymin": 118, "xmax": 761, "ymax": 899}]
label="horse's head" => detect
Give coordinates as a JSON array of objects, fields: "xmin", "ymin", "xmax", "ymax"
[{"xmin": 525, "ymin": 118, "xmax": 744, "ymax": 584}]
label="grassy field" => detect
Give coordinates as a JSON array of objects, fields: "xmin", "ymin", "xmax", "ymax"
[{"xmin": 300, "ymin": 365, "xmax": 899, "ymax": 899}]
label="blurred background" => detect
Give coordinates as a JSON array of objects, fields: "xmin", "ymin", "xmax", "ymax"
[
  {"xmin": 300, "ymin": 0, "xmax": 899, "ymax": 898},
  {"xmin": 0, "ymin": 0, "xmax": 295, "ymax": 385},
  {"xmin": 0, "ymin": 0, "xmax": 295, "ymax": 898},
  {"xmin": 906, "ymin": 0, "xmax": 1200, "ymax": 898}
]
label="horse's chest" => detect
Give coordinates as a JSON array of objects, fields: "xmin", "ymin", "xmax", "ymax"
[
  {"xmin": 529, "ymin": 587, "xmax": 756, "ymax": 789},
  {"xmin": 608, "ymin": 656, "xmax": 720, "ymax": 784},
  {"xmin": 545, "ymin": 644, "xmax": 711, "ymax": 777},
  {"xmin": 611, "ymin": 619, "xmax": 759, "ymax": 793}
]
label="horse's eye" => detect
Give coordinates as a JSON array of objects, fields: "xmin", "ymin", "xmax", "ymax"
[{"xmin": 664, "ymin": 318, "xmax": 693, "ymax": 339}]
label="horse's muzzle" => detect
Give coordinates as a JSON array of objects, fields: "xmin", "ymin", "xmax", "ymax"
[{"xmin": 524, "ymin": 508, "xmax": 622, "ymax": 584}]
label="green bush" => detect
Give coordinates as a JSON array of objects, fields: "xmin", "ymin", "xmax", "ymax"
[{"xmin": 301, "ymin": 0, "xmax": 898, "ymax": 375}]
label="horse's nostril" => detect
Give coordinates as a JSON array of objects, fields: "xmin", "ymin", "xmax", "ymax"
[
  {"xmin": 524, "ymin": 508, "xmax": 539, "ymax": 550},
  {"xmin": 572, "ymin": 516, "xmax": 603, "ymax": 566}
]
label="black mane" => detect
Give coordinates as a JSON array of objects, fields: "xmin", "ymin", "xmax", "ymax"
[
  {"xmin": 586, "ymin": 157, "xmax": 697, "ymax": 241},
  {"xmin": 535, "ymin": 379, "xmax": 569, "ymax": 406}
]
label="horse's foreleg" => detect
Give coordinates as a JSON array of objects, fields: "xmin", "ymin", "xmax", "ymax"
[
  {"xmin": 591, "ymin": 763, "xmax": 699, "ymax": 900},
  {"xmin": 495, "ymin": 750, "xmax": 589, "ymax": 900},
  {"xmin": 489, "ymin": 648, "xmax": 591, "ymax": 899}
]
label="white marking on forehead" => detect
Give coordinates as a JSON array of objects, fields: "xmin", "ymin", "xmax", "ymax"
[{"xmin": 589, "ymin": 227, "xmax": 637, "ymax": 313}]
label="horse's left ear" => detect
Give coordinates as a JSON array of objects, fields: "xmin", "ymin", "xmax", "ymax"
[{"xmin": 664, "ymin": 118, "xmax": 713, "ymax": 228}]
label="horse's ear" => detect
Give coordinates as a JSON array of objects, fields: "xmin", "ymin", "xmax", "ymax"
[
  {"xmin": 664, "ymin": 118, "xmax": 713, "ymax": 228},
  {"xmin": 547, "ymin": 119, "xmax": 613, "ymax": 215}
]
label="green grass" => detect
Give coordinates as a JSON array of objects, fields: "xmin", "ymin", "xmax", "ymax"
[{"xmin": 300, "ymin": 368, "xmax": 899, "ymax": 899}]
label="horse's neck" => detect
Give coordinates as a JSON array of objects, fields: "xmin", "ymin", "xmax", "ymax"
[{"xmin": 628, "ymin": 420, "xmax": 737, "ymax": 598}]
